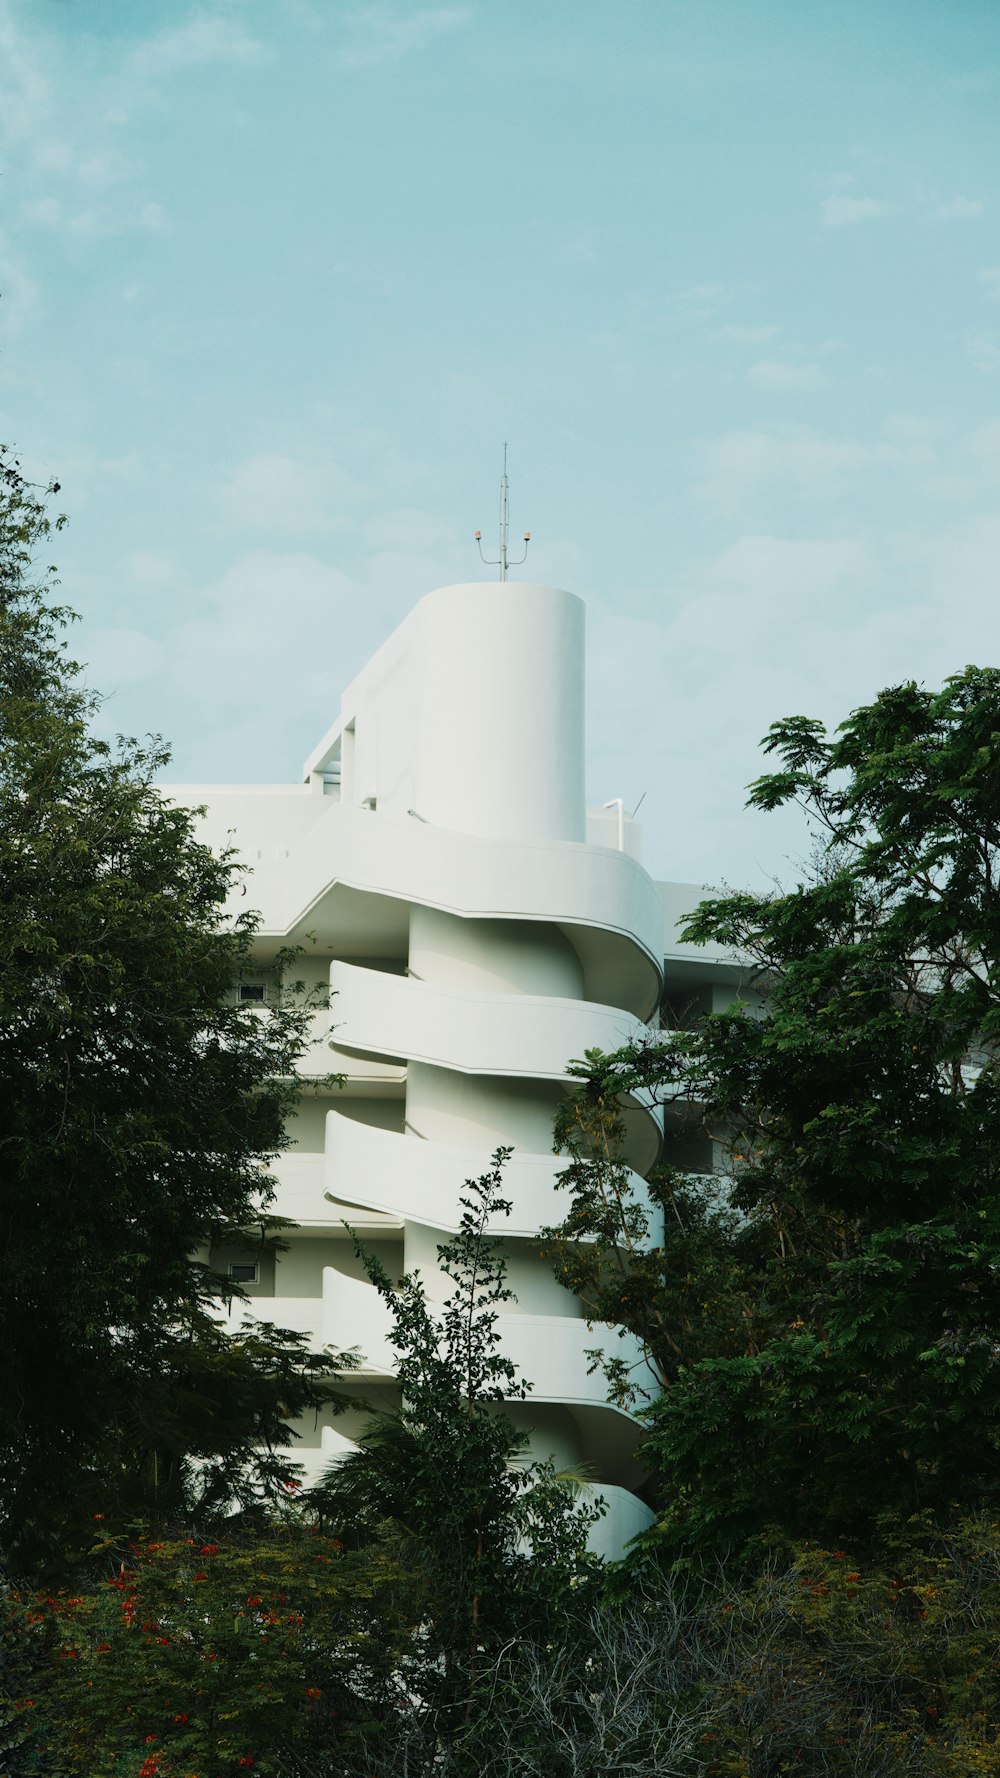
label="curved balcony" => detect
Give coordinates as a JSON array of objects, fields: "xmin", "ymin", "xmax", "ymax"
[
  {"xmin": 327, "ymin": 960, "xmax": 648, "ymax": 1082},
  {"xmin": 322, "ymin": 1271, "xmax": 400, "ymax": 1374},
  {"xmin": 222, "ymin": 1294, "xmax": 324, "ymax": 1344},
  {"xmin": 322, "ymin": 1109, "xmax": 660, "ymax": 1243},
  {"xmin": 218, "ymin": 803, "xmax": 663, "ymax": 1018},
  {"xmin": 588, "ymin": 1485, "xmax": 656, "ymax": 1561},
  {"xmin": 266, "ymin": 1150, "xmax": 401, "ymax": 1231},
  {"xmin": 321, "ymin": 1269, "xmax": 654, "ymax": 1411}
]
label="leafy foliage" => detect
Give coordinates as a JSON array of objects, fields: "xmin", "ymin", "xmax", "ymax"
[
  {"xmin": 9, "ymin": 1515, "xmax": 1000, "ymax": 1777},
  {"xmin": 545, "ymin": 670, "xmax": 1000, "ymax": 1558},
  {"xmin": 312, "ymin": 1152, "xmax": 602, "ymax": 1762},
  {"xmin": 0, "ymin": 449, "xmax": 346, "ymax": 1570},
  {"xmin": 0, "ymin": 1519, "xmax": 407, "ymax": 1777}
]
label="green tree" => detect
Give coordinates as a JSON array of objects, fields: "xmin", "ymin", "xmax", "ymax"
[
  {"xmin": 545, "ymin": 670, "xmax": 1000, "ymax": 1558},
  {"xmin": 0, "ymin": 449, "xmax": 344, "ymax": 1570},
  {"xmin": 313, "ymin": 1152, "xmax": 601, "ymax": 1767}
]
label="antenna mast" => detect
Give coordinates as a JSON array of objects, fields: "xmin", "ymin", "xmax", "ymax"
[{"xmin": 474, "ymin": 444, "xmax": 531, "ymax": 580}]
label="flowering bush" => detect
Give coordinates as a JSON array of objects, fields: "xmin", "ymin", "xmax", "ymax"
[{"xmin": 1, "ymin": 1519, "xmax": 405, "ymax": 1776}]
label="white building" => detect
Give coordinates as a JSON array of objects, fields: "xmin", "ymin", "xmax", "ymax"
[{"xmin": 169, "ymin": 580, "xmax": 738, "ymax": 1558}]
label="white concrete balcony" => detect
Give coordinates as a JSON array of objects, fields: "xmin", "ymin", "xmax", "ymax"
[
  {"xmin": 222, "ymin": 1294, "xmax": 324, "ymax": 1344},
  {"xmin": 588, "ymin": 1484, "xmax": 656, "ymax": 1560},
  {"xmin": 327, "ymin": 960, "xmax": 648, "ymax": 1082},
  {"xmin": 265, "ymin": 1150, "xmax": 399, "ymax": 1231},
  {"xmin": 321, "ymin": 1268, "xmax": 653, "ymax": 1410},
  {"xmin": 296, "ymin": 1008, "xmax": 407, "ymax": 1084},
  {"xmin": 206, "ymin": 802, "xmax": 663, "ymax": 1018},
  {"xmin": 322, "ymin": 1271, "xmax": 399, "ymax": 1373},
  {"xmin": 323, "ymin": 1109, "xmax": 659, "ymax": 1243}
]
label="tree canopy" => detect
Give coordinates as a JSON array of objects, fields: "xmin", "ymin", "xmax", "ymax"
[
  {"xmin": 545, "ymin": 668, "xmax": 1000, "ymax": 1558},
  {"xmin": 0, "ymin": 448, "xmax": 343, "ymax": 1570}
]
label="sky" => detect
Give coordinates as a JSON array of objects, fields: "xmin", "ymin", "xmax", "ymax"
[{"xmin": 2, "ymin": 0, "xmax": 1000, "ymax": 891}]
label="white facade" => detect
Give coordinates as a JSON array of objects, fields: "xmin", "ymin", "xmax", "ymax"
[{"xmin": 169, "ymin": 580, "xmax": 736, "ymax": 1559}]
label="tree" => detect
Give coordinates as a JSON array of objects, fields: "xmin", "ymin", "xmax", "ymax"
[
  {"xmin": 0, "ymin": 448, "xmax": 344, "ymax": 1570},
  {"xmin": 545, "ymin": 670, "xmax": 1000, "ymax": 1558},
  {"xmin": 312, "ymin": 1152, "xmax": 601, "ymax": 1768}
]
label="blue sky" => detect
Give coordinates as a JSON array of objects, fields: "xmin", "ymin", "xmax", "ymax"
[{"xmin": 2, "ymin": 0, "xmax": 1000, "ymax": 888}]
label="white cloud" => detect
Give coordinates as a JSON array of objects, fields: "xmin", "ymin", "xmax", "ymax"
[
  {"xmin": 86, "ymin": 626, "xmax": 161, "ymax": 692},
  {"xmin": 136, "ymin": 201, "xmax": 171, "ymax": 233},
  {"xmin": 85, "ymin": 507, "xmax": 475, "ymax": 783},
  {"xmin": 130, "ymin": 14, "xmax": 264, "ymax": 79},
  {"xmin": 747, "ymin": 359, "xmax": 828, "ymax": 392},
  {"xmin": 216, "ymin": 453, "xmax": 367, "ymax": 538},
  {"xmin": 125, "ymin": 550, "xmax": 175, "ymax": 587},
  {"xmin": 0, "ymin": 10, "xmax": 179, "ymax": 246},
  {"xmin": 0, "ymin": 8, "xmax": 49, "ymax": 149},
  {"xmin": 0, "ymin": 234, "xmax": 40, "ymax": 333},
  {"xmin": 821, "ymin": 194, "xmax": 888, "ymax": 227},
  {"xmin": 719, "ymin": 324, "xmax": 780, "ymax": 344},
  {"xmin": 585, "ymin": 505, "xmax": 1000, "ymax": 888},
  {"xmin": 967, "ymin": 331, "xmax": 1000, "ymax": 375},
  {"xmin": 340, "ymin": 5, "xmax": 471, "ymax": 68},
  {"xmin": 931, "ymin": 196, "xmax": 984, "ymax": 221},
  {"xmin": 695, "ymin": 427, "xmax": 928, "ymax": 514},
  {"xmin": 979, "ymin": 268, "xmax": 1000, "ymax": 303}
]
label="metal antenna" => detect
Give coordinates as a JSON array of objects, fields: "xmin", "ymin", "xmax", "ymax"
[{"xmin": 474, "ymin": 444, "xmax": 531, "ymax": 580}]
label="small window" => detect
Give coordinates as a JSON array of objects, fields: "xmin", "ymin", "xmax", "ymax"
[
  {"xmin": 229, "ymin": 1260, "xmax": 259, "ymax": 1284},
  {"xmin": 239, "ymin": 981, "xmax": 267, "ymax": 1004}
]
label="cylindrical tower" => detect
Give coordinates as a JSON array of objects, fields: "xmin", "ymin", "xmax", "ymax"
[{"xmin": 412, "ymin": 582, "xmax": 586, "ymax": 843}]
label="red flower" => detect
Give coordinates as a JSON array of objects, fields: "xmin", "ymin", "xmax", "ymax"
[{"xmin": 305, "ymin": 1686, "xmax": 322, "ymax": 1698}]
